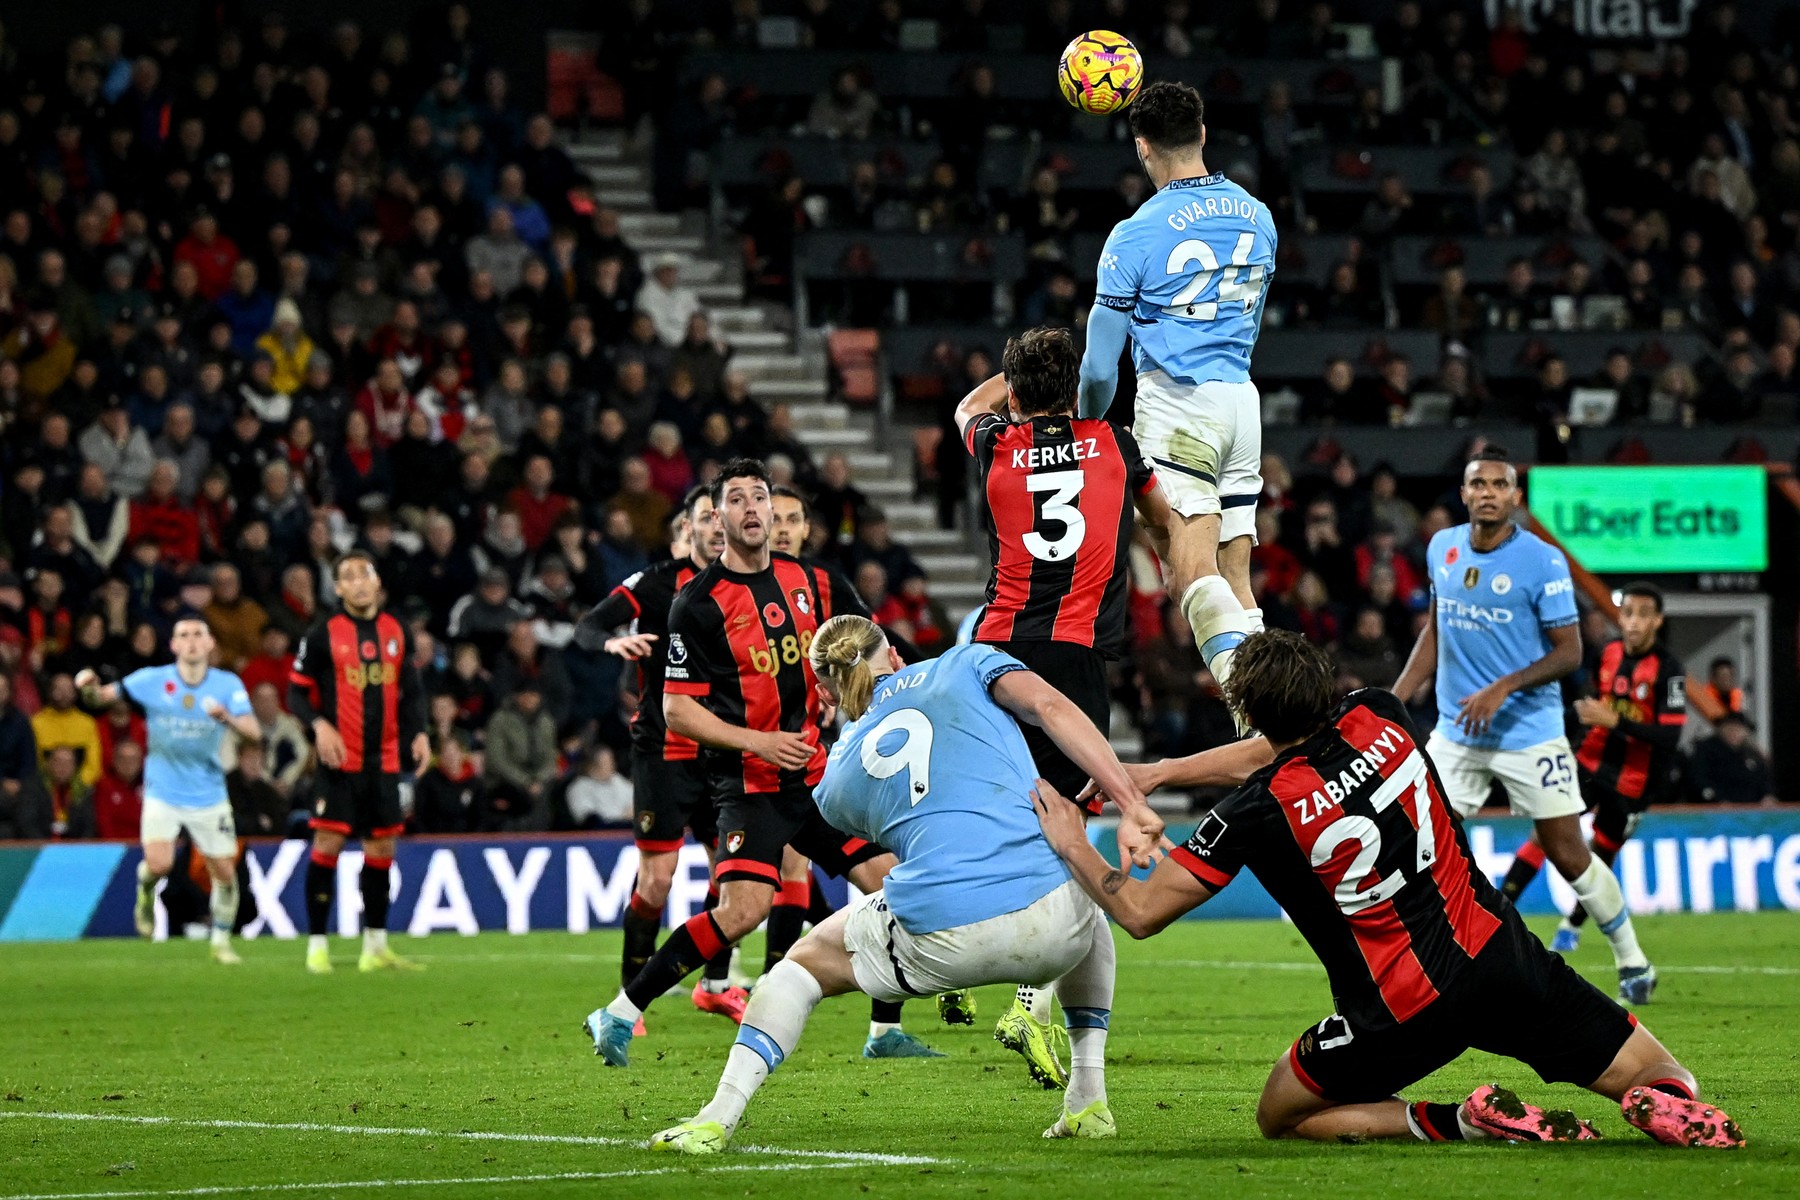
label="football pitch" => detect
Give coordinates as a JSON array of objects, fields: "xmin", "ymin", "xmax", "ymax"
[{"xmin": 2, "ymin": 913, "xmax": 1795, "ymax": 1199}]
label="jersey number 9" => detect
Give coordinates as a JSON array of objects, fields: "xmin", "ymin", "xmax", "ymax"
[
  {"xmin": 1162, "ymin": 231, "xmax": 1266, "ymax": 321},
  {"xmin": 861, "ymin": 708, "xmax": 935, "ymax": 805}
]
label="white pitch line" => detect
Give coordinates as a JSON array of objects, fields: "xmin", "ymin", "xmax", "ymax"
[
  {"xmin": 1, "ymin": 1161, "xmax": 863, "ymax": 1200},
  {"xmin": 0, "ymin": 1113, "xmax": 944, "ymax": 1167},
  {"xmin": 1158, "ymin": 958, "xmax": 1800, "ymax": 977}
]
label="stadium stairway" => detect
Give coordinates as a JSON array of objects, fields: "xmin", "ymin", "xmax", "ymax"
[
  {"xmin": 565, "ymin": 132, "xmax": 1146, "ymax": 768},
  {"xmin": 565, "ymin": 132, "xmax": 994, "ymax": 615}
]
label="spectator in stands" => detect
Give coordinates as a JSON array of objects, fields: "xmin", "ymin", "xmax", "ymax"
[
  {"xmin": 151, "ymin": 405, "xmax": 210, "ymax": 502},
  {"xmin": 80, "ymin": 738, "xmax": 144, "ymax": 840},
  {"xmin": 32, "ymin": 672, "xmax": 101, "ymax": 788},
  {"xmin": 42, "ymin": 744, "xmax": 90, "ymax": 839},
  {"xmin": 811, "ymin": 451, "xmax": 866, "ymax": 559},
  {"xmin": 636, "ymin": 254, "xmax": 701, "ymax": 349},
  {"xmin": 1687, "ymin": 714, "xmax": 1775, "ymax": 805},
  {"xmin": 506, "ymin": 455, "xmax": 573, "ymax": 552},
  {"xmin": 671, "ymin": 313, "xmax": 730, "ymax": 404},
  {"xmin": 69, "ymin": 463, "xmax": 129, "ymax": 572},
  {"xmin": 606, "ymin": 457, "xmax": 671, "ymax": 551},
  {"xmin": 1421, "ymin": 265, "xmax": 1481, "ymax": 339},
  {"xmin": 447, "ymin": 566, "xmax": 532, "ymax": 664},
  {"xmin": 0, "ymin": 674, "xmax": 44, "ymax": 839},
  {"xmin": 202, "ymin": 564, "xmax": 267, "ymax": 671},
  {"xmin": 414, "ymin": 732, "xmax": 482, "ymax": 833},
  {"xmin": 563, "ymin": 743, "xmax": 632, "ymax": 830},
  {"xmin": 228, "ymin": 741, "xmax": 289, "ymax": 837},
  {"xmin": 807, "ymin": 67, "xmax": 881, "ymax": 140},
  {"xmin": 79, "ymin": 400, "xmax": 156, "ymax": 499},
  {"xmin": 481, "ymin": 677, "xmax": 557, "ymax": 831},
  {"xmin": 1337, "ymin": 606, "xmax": 1401, "ymax": 690},
  {"xmin": 1295, "ymin": 496, "xmax": 1359, "ymax": 601},
  {"xmin": 492, "ymin": 618, "xmax": 573, "ymax": 729},
  {"xmin": 1303, "ymin": 358, "xmax": 1378, "ymax": 425}
]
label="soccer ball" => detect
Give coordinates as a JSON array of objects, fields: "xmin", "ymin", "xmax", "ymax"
[{"xmin": 1058, "ymin": 31, "xmax": 1144, "ymax": 115}]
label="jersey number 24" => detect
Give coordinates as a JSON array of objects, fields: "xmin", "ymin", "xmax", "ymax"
[{"xmin": 1163, "ymin": 231, "xmax": 1266, "ymax": 320}]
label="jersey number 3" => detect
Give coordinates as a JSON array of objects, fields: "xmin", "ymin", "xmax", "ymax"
[
  {"xmin": 1024, "ymin": 469, "xmax": 1085, "ymax": 562},
  {"xmin": 1163, "ymin": 231, "xmax": 1266, "ymax": 320},
  {"xmin": 861, "ymin": 708, "xmax": 935, "ymax": 805}
]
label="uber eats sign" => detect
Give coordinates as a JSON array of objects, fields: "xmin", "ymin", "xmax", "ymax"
[{"xmin": 1529, "ymin": 466, "xmax": 1768, "ymax": 573}]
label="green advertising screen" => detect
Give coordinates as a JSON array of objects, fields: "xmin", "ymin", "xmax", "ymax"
[{"xmin": 1527, "ymin": 466, "xmax": 1768, "ymax": 573}]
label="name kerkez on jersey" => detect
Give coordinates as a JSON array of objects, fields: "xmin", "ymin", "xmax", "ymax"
[{"xmin": 1011, "ymin": 437, "xmax": 1102, "ymax": 470}]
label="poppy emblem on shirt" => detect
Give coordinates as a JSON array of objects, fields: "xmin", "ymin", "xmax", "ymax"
[
  {"xmin": 1614, "ymin": 676, "xmax": 1630, "ymax": 696},
  {"xmin": 164, "ymin": 680, "xmax": 177, "ymax": 695},
  {"xmin": 361, "ymin": 641, "xmax": 378, "ymax": 660},
  {"xmin": 763, "ymin": 602, "xmax": 787, "ymax": 629},
  {"xmin": 1446, "ymin": 546, "xmax": 1460, "ymax": 566}
]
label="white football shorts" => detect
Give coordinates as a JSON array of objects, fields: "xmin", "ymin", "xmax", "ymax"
[
  {"xmin": 1132, "ymin": 370, "xmax": 1262, "ymax": 542},
  {"xmin": 141, "ymin": 797, "xmax": 238, "ymax": 859},
  {"xmin": 1424, "ymin": 732, "xmax": 1586, "ymax": 822},
  {"xmin": 844, "ymin": 880, "xmax": 1101, "ymax": 1003}
]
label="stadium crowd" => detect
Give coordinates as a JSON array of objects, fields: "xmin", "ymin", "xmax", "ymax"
[
  {"xmin": 0, "ymin": 1, "xmax": 1789, "ymax": 844},
  {"xmin": 0, "ymin": 4, "xmax": 954, "ymax": 842}
]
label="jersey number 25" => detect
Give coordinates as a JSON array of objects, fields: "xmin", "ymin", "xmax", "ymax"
[{"xmin": 1162, "ymin": 231, "xmax": 1266, "ymax": 320}]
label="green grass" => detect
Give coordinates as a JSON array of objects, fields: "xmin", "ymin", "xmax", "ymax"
[{"xmin": 2, "ymin": 913, "xmax": 1796, "ymax": 1198}]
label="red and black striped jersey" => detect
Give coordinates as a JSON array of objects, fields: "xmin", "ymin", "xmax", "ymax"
[
  {"xmin": 581, "ymin": 556, "xmax": 704, "ymax": 762},
  {"xmin": 965, "ymin": 412, "xmax": 1157, "ymax": 657},
  {"xmin": 1171, "ymin": 689, "xmax": 1505, "ymax": 1030},
  {"xmin": 289, "ymin": 610, "xmax": 427, "ymax": 775},
  {"xmin": 663, "ymin": 552, "xmax": 867, "ymax": 797},
  {"xmin": 1577, "ymin": 641, "xmax": 1686, "ymax": 803}
]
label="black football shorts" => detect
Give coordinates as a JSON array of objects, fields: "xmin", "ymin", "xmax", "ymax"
[
  {"xmin": 713, "ymin": 786, "xmax": 887, "ymax": 886},
  {"xmin": 629, "ymin": 750, "xmax": 716, "ymax": 853},
  {"xmin": 1289, "ymin": 912, "xmax": 1638, "ymax": 1103}
]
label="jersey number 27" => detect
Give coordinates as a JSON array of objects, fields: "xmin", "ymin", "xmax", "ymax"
[{"xmin": 1163, "ymin": 231, "xmax": 1266, "ymax": 320}]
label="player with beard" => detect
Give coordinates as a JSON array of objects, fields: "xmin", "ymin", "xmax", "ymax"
[
  {"xmin": 954, "ymin": 326, "xmax": 1170, "ymax": 1085},
  {"xmin": 574, "ymin": 487, "xmax": 745, "ymax": 1026},
  {"xmin": 584, "ymin": 459, "xmax": 936, "ymax": 1065}
]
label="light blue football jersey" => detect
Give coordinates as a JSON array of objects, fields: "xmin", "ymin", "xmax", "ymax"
[
  {"xmin": 813, "ymin": 643, "xmax": 1071, "ymax": 935},
  {"xmin": 1428, "ymin": 524, "xmax": 1579, "ymax": 751},
  {"xmin": 122, "ymin": 665, "xmax": 252, "ymax": 808},
  {"xmin": 1092, "ymin": 172, "xmax": 1277, "ymax": 385}
]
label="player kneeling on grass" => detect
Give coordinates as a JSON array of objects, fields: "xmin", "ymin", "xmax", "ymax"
[
  {"xmin": 1047, "ymin": 629, "xmax": 1744, "ymax": 1149},
  {"xmin": 649, "ymin": 615, "xmax": 1164, "ymax": 1154}
]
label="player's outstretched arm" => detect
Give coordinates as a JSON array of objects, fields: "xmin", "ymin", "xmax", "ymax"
[
  {"xmin": 953, "ymin": 371, "xmax": 1009, "ymax": 444},
  {"xmin": 1391, "ymin": 612, "xmax": 1438, "ymax": 703},
  {"xmin": 1033, "ymin": 784, "xmax": 1211, "ymax": 938},
  {"xmin": 72, "ymin": 669, "xmax": 119, "ymax": 709},
  {"xmin": 1077, "ymin": 304, "xmax": 1131, "ymax": 419},
  {"xmin": 1124, "ymin": 738, "xmax": 1275, "ymax": 795},
  {"xmin": 992, "ymin": 670, "xmax": 1152, "ymax": 817}
]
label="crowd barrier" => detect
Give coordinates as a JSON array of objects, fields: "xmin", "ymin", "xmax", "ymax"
[{"xmin": 2, "ymin": 808, "xmax": 1795, "ymax": 941}]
